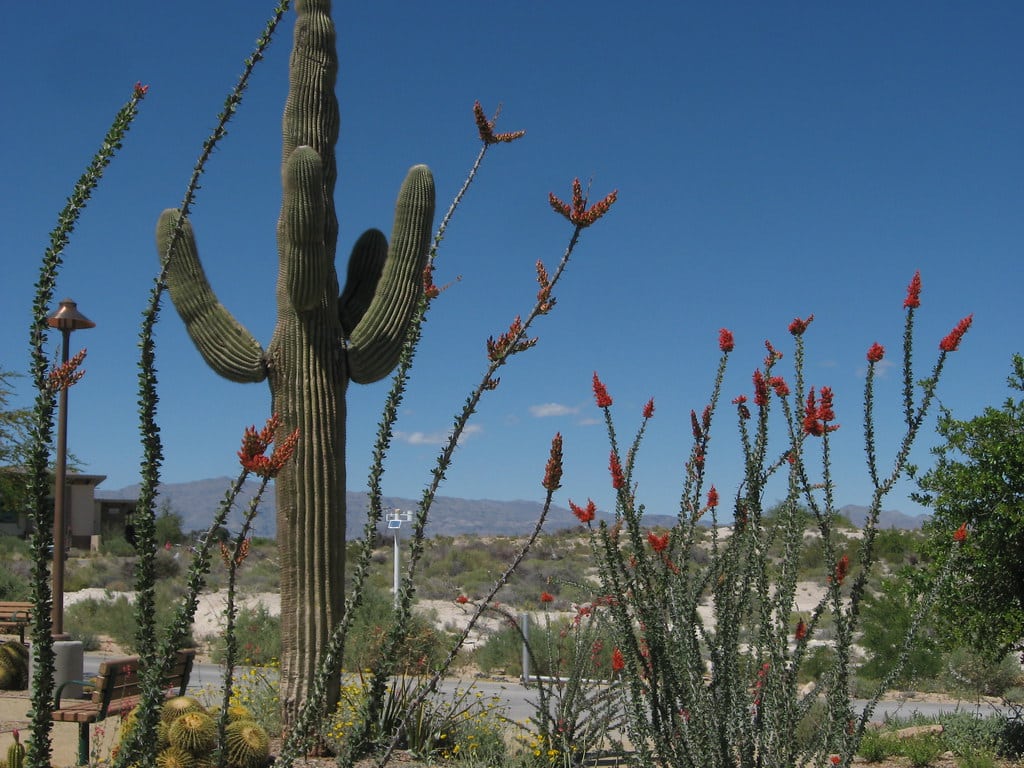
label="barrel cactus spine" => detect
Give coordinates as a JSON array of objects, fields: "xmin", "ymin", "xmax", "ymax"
[{"xmin": 155, "ymin": 0, "xmax": 435, "ymax": 725}]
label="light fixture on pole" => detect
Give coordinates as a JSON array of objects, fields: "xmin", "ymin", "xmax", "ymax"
[
  {"xmin": 46, "ymin": 298, "xmax": 94, "ymax": 640},
  {"xmin": 386, "ymin": 509, "xmax": 413, "ymax": 608}
]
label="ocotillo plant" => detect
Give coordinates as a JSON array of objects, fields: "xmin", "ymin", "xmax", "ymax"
[{"xmin": 156, "ymin": 0, "xmax": 435, "ymax": 725}]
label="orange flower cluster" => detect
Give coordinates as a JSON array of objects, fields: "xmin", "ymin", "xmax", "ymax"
[
  {"xmin": 238, "ymin": 414, "xmax": 300, "ymax": 479},
  {"xmin": 833, "ymin": 554, "xmax": 850, "ymax": 585},
  {"xmin": 548, "ymin": 178, "xmax": 618, "ymax": 228},
  {"xmin": 904, "ymin": 270, "xmax": 922, "ymax": 309},
  {"xmin": 642, "ymin": 398, "xmax": 655, "ymax": 419},
  {"xmin": 940, "ymin": 314, "xmax": 973, "ymax": 352},
  {"xmin": 647, "ymin": 531, "xmax": 670, "ymax": 553},
  {"xmin": 609, "ymin": 452, "xmax": 625, "ymax": 490},
  {"xmin": 569, "ymin": 498, "xmax": 597, "ymax": 524},
  {"xmin": 803, "ymin": 386, "xmax": 839, "ymax": 437},
  {"xmin": 535, "ymin": 260, "xmax": 555, "ymax": 314},
  {"xmin": 48, "ymin": 348, "xmax": 87, "ymax": 392},
  {"xmin": 867, "ymin": 342, "xmax": 885, "ymax": 363},
  {"xmin": 788, "ymin": 314, "xmax": 814, "ymax": 336},
  {"xmin": 593, "ymin": 372, "xmax": 613, "ymax": 408},
  {"xmin": 220, "ymin": 537, "xmax": 251, "ymax": 568},
  {"xmin": 719, "ymin": 328, "xmax": 735, "ymax": 353},
  {"xmin": 473, "ymin": 101, "xmax": 526, "ymax": 145},
  {"xmin": 953, "ymin": 521, "xmax": 968, "ymax": 542},
  {"xmin": 486, "ymin": 316, "xmax": 537, "ymax": 362},
  {"xmin": 542, "ymin": 433, "xmax": 563, "ymax": 492}
]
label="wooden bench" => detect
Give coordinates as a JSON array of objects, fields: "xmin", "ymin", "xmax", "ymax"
[
  {"xmin": 0, "ymin": 602, "xmax": 32, "ymax": 643},
  {"xmin": 51, "ymin": 648, "xmax": 196, "ymax": 765}
]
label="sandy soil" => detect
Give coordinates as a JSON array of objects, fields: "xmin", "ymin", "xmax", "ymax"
[{"xmin": 65, "ymin": 579, "xmax": 835, "ymax": 651}]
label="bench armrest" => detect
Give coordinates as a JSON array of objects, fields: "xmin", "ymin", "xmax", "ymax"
[{"xmin": 53, "ymin": 679, "xmax": 91, "ymax": 709}]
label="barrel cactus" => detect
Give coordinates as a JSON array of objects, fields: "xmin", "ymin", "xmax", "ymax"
[
  {"xmin": 161, "ymin": 696, "xmax": 207, "ymax": 726},
  {"xmin": 155, "ymin": 0, "xmax": 434, "ymax": 724},
  {"xmin": 167, "ymin": 711, "xmax": 217, "ymax": 754},
  {"xmin": 223, "ymin": 720, "xmax": 270, "ymax": 768},
  {"xmin": 155, "ymin": 745, "xmax": 196, "ymax": 768},
  {"xmin": 3, "ymin": 732, "xmax": 25, "ymax": 768},
  {"xmin": 0, "ymin": 641, "xmax": 28, "ymax": 690}
]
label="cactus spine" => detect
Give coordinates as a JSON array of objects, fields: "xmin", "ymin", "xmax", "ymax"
[{"xmin": 155, "ymin": 0, "xmax": 435, "ymax": 725}]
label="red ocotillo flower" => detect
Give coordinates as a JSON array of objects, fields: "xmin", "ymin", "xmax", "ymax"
[
  {"xmin": 609, "ymin": 452, "xmax": 625, "ymax": 489},
  {"xmin": 867, "ymin": 342, "xmax": 885, "ymax": 363},
  {"xmin": 542, "ymin": 433, "xmax": 563, "ymax": 492},
  {"xmin": 549, "ymin": 177, "xmax": 618, "ymax": 227},
  {"xmin": 593, "ymin": 372, "xmax": 613, "ymax": 408},
  {"xmin": 789, "ymin": 314, "xmax": 814, "ymax": 336},
  {"xmin": 939, "ymin": 314, "xmax": 973, "ymax": 352},
  {"xmin": 904, "ymin": 270, "xmax": 922, "ymax": 309},
  {"xmin": 473, "ymin": 101, "xmax": 525, "ymax": 145},
  {"xmin": 648, "ymin": 531, "xmax": 670, "ymax": 552},
  {"xmin": 719, "ymin": 328, "xmax": 735, "ymax": 352},
  {"xmin": 569, "ymin": 499, "xmax": 597, "ymax": 524},
  {"xmin": 953, "ymin": 521, "xmax": 968, "ymax": 542},
  {"xmin": 642, "ymin": 398, "xmax": 655, "ymax": 419},
  {"xmin": 239, "ymin": 415, "xmax": 301, "ymax": 479}
]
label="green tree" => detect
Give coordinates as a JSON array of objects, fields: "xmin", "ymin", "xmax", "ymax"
[
  {"xmin": 914, "ymin": 353, "xmax": 1024, "ymax": 658},
  {"xmin": 0, "ymin": 368, "xmax": 33, "ymax": 515},
  {"xmin": 154, "ymin": 503, "xmax": 185, "ymax": 545},
  {"xmin": 858, "ymin": 575, "xmax": 942, "ymax": 685}
]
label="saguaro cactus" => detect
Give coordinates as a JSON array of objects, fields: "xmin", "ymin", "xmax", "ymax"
[{"xmin": 155, "ymin": 0, "xmax": 435, "ymax": 725}]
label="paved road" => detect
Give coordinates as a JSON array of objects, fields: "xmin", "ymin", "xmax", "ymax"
[{"xmin": 82, "ymin": 655, "xmax": 1009, "ymax": 727}]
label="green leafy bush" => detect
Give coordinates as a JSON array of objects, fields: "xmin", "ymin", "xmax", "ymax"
[{"xmin": 210, "ymin": 604, "xmax": 280, "ymax": 667}]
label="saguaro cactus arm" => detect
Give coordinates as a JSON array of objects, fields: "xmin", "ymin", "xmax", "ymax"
[
  {"xmin": 338, "ymin": 228, "xmax": 387, "ymax": 336},
  {"xmin": 155, "ymin": 211, "xmax": 267, "ymax": 384},
  {"xmin": 347, "ymin": 164, "xmax": 435, "ymax": 384},
  {"xmin": 279, "ymin": 146, "xmax": 330, "ymax": 312}
]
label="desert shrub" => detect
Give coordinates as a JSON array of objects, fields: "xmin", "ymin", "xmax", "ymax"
[
  {"xmin": 0, "ymin": 564, "xmax": 30, "ymax": 600},
  {"xmin": 475, "ymin": 623, "xmax": 526, "ymax": 677},
  {"xmin": 899, "ymin": 735, "xmax": 945, "ymax": 767},
  {"xmin": 857, "ymin": 729, "xmax": 900, "ymax": 762},
  {"xmin": 343, "ymin": 588, "xmax": 451, "ymax": 673},
  {"xmin": 943, "ymin": 647, "xmax": 1023, "ymax": 697},
  {"xmin": 63, "ymin": 583, "xmax": 194, "ymax": 651},
  {"xmin": 229, "ymin": 663, "xmax": 282, "ymax": 737},
  {"xmin": 210, "ymin": 604, "xmax": 280, "ymax": 666},
  {"xmin": 100, "ymin": 534, "xmax": 135, "ymax": 556},
  {"xmin": 324, "ymin": 674, "xmax": 508, "ymax": 762},
  {"xmin": 65, "ymin": 555, "xmax": 129, "ymax": 591},
  {"xmin": 859, "ymin": 576, "xmax": 943, "ymax": 685},
  {"xmin": 957, "ymin": 749, "xmax": 998, "ymax": 768},
  {"xmin": 797, "ymin": 644, "xmax": 836, "ymax": 684}
]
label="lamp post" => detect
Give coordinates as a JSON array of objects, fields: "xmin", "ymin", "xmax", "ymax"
[
  {"xmin": 386, "ymin": 509, "xmax": 413, "ymax": 608},
  {"xmin": 46, "ymin": 298, "xmax": 94, "ymax": 640}
]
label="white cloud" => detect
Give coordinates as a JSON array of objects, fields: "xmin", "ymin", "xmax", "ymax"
[
  {"xmin": 395, "ymin": 424, "xmax": 483, "ymax": 446},
  {"xmin": 529, "ymin": 402, "xmax": 579, "ymax": 418}
]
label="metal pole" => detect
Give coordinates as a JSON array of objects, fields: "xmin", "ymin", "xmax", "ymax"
[
  {"xmin": 520, "ymin": 612, "xmax": 530, "ymax": 684},
  {"xmin": 393, "ymin": 525, "xmax": 400, "ymax": 608},
  {"xmin": 52, "ymin": 327, "xmax": 71, "ymax": 640}
]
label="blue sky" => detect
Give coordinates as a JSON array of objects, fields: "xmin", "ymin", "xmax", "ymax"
[{"xmin": 1, "ymin": 2, "xmax": 1020, "ymax": 526}]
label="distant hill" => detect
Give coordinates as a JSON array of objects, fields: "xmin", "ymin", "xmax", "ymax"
[
  {"xmin": 101, "ymin": 478, "xmax": 594, "ymax": 539},
  {"xmin": 101, "ymin": 479, "xmax": 927, "ymax": 538},
  {"xmin": 838, "ymin": 504, "xmax": 928, "ymax": 530}
]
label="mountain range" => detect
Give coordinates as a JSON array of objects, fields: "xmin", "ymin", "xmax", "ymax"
[{"xmin": 102, "ymin": 477, "xmax": 927, "ymax": 539}]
